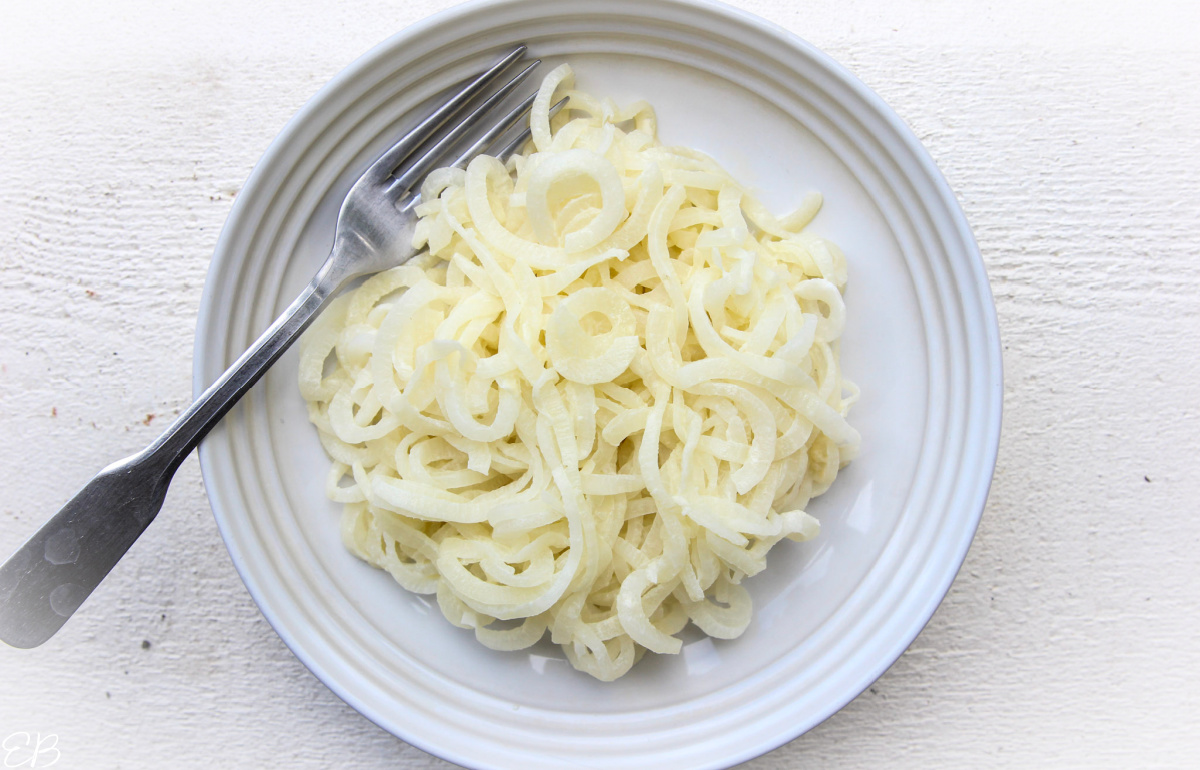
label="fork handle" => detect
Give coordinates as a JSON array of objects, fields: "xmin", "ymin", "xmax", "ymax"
[{"xmin": 0, "ymin": 258, "xmax": 343, "ymax": 648}]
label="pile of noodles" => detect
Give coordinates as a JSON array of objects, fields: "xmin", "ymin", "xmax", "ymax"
[{"xmin": 298, "ymin": 65, "xmax": 859, "ymax": 680}]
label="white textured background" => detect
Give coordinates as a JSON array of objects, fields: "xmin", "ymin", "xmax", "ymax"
[{"xmin": 2, "ymin": 0, "xmax": 1198, "ymax": 767}]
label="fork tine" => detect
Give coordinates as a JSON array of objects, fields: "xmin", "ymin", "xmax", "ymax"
[
  {"xmin": 388, "ymin": 60, "xmax": 541, "ymax": 194},
  {"xmin": 447, "ymin": 92, "xmax": 537, "ymax": 169},
  {"xmin": 449, "ymin": 96, "xmax": 569, "ymax": 170},
  {"xmin": 490, "ymin": 97, "xmax": 569, "ymax": 163},
  {"xmin": 363, "ymin": 45, "xmax": 527, "ymax": 185}
]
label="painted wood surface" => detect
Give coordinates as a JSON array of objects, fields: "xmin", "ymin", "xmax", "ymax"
[{"xmin": 1, "ymin": 0, "xmax": 1197, "ymax": 767}]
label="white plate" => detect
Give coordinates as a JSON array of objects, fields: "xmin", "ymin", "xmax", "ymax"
[{"xmin": 193, "ymin": 0, "xmax": 1002, "ymax": 767}]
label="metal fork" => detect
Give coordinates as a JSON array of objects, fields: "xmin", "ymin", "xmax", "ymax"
[{"xmin": 0, "ymin": 45, "xmax": 548, "ymax": 649}]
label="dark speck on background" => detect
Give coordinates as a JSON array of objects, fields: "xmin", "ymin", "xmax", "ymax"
[{"xmin": 141, "ymin": 640, "xmax": 151, "ymax": 650}]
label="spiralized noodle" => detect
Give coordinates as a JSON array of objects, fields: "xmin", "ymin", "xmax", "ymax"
[{"xmin": 298, "ymin": 65, "xmax": 859, "ymax": 681}]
